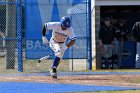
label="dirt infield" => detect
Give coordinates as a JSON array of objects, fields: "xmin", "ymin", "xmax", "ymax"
[{"xmin": 0, "ymin": 74, "xmax": 140, "ymax": 88}]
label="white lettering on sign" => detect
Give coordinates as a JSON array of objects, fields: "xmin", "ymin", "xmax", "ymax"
[{"xmin": 26, "ymin": 40, "xmax": 48, "ymax": 50}]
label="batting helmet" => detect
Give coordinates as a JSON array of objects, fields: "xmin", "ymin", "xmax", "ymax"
[{"xmin": 60, "ymin": 16, "xmax": 71, "ymax": 28}]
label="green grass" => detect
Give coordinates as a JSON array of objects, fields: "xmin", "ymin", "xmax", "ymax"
[
  {"xmin": 131, "ymin": 78, "xmax": 140, "ymax": 84},
  {"xmin": 0, "ymin": 58, "xmax": 71, "ymax": 74},
  {"xmin": 0, "ymin": 56, "xmax": 140, "ymax": 74}
]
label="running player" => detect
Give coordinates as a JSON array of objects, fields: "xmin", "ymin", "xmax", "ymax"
[{"xmin": 42, "ymin": 16, "xmax": 76, "ymax": 78}]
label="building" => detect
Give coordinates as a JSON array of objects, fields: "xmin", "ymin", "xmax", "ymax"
[{"xmin": 92, "ymin": 0, "xmax": 140, "ymax": 69}]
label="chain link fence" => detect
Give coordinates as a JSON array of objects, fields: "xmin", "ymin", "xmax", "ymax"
[
  {"xmin": 0, "ymin": 0, "xmax": 91, "ymax": 73},
  {"xmin": 0, "ymin": 1, "xmax": 19, "ymax": 73},
  {"xmin": 23, "ymin": 0, "xmax": 91, "ymax": 73}
]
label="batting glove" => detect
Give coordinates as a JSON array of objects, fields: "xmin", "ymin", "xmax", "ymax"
[{"xmin": 42, "ymin": 36, "xmax": 48, "ymax": 44}]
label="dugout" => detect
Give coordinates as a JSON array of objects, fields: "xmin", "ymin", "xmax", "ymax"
[{"xmin": 92, "ymin": 0, "xmax": 140, "ymax": 69}]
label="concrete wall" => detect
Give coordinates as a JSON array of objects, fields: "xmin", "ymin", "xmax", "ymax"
[{"xmin": 92, "ymin": 6, "xmax": 102, "ymax": 70}]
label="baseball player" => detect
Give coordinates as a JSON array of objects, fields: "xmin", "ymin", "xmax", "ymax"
[{"xmin": 42, "ymin": 16, "xmax": 76, "ymax": 78}]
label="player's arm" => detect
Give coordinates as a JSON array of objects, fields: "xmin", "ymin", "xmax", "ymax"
[
  {"xmin": 67, "ymin": 28, "xmax": 76, "ymax": 48},
  {"xmin": 42, "ymin": 25, "xmax": 46, "ymax": 36},
  {"xmin": 42, "ymin": 24, "xmax": 49, "ymax": 44},
  {"xmin": 42, "ymin": 22, "xmax": 55, "ymax": 36},
  {"xmin": 66, "ymin": 40, "xmax": 75, "ymax": 48},
  {"xmin": 63, "ymin": 39, "xmax": 75, "ymax": 51}
]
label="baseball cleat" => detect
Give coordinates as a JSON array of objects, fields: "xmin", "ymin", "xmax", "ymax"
[
  {"xmin": 52, "ymin": 75, "xmax": 57, "ymax": 79},
  {"xmin": 49, "ymin": 67, "xmax": 57, "ymax": 79}
]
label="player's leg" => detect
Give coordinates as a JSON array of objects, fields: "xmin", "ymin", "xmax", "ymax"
[
  {"xmin": 50, "ymin": 43, "xmax": 63, "ymax": 68},
  {"xmin": 102, "ymin": 45, "xmax": 108, "ymax": 68},
  {"xmin": 107, "ymin": 45, "xmax": 113, "ymax": 68},
  {"xmin": 49, "ymin": 52, "xmax": 64, "ymax": 78},
  {"xmin": 49, "ymin": 56, "xmax": 60, "ymax": 78},
  {"xmin": 49, "ymin": 38, "xmax": 65, "ymax": 78},
  {"xmin": 52, "ymin": 56, "xmax": 60, "ymax": 68}
]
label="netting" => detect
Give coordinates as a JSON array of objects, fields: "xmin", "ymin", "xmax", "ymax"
[
  {"xmin": 23, "ymin": 0, "xmax": 91, "ymax": 73},
  {"xmin": 0, "ymin": 1, "xmax": 19, "ymax": 73}
]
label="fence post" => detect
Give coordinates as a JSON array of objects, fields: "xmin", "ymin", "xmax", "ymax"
[
  {"xmin": 88, "ymin": 0, "xmax": 92, "ymax": 70},
  {"xmin": 17, "ymin": 0, "xmax": 23, "ymax": 72}
]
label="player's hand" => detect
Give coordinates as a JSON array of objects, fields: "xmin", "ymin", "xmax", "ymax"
[{"xmin": 42, "ymin": 36, "xmax": 48, "ymax": 44}]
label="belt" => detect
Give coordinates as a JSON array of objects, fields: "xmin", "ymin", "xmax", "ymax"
[{"xmin": 52, "ymin": 38, "xmax": 64, "ymax": 44}]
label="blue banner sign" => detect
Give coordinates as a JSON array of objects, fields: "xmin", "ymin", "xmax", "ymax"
[{"xmin": 25, "ymin": 0, "xmax": 88, "ymax": 59}]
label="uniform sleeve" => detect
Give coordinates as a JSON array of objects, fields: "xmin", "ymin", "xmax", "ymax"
[
  {"xmin": 68, "ymin": 28, "xmax": 76, "ymax": 40},
  {"xmin": 45, "ymin": 22, "xmax": 59, "ymax": 30}
]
